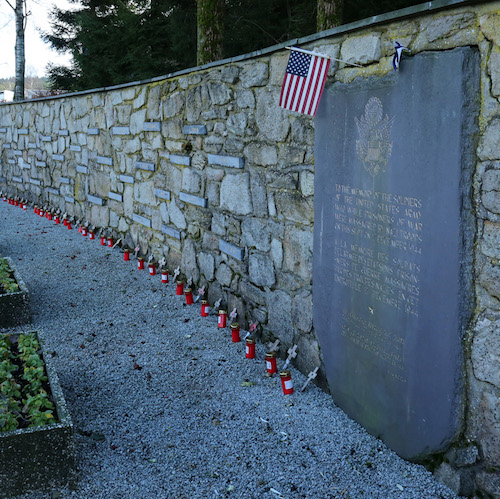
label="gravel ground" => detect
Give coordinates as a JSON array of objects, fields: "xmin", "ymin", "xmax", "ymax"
[{"xmin": 0, "ymin": 201, "xmax": 460, "ymax": 499}]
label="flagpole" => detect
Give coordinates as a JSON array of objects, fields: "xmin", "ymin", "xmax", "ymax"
[{"xmin": 285, "ymin": 46, "xmax": 363, "ymax": 68}]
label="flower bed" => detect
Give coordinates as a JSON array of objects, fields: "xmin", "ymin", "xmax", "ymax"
[
  {"xmin": 0, "ymin": 331, "xmax": 75, "ymax": 495},
  {"xmin": 0, "ymin": 257, "xmax": 32, "ymax": 327}
]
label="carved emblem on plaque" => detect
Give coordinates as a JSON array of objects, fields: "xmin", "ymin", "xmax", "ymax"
[{"xmin": 355, "ymin": 97, "xmax": 394, "ymax": 177}]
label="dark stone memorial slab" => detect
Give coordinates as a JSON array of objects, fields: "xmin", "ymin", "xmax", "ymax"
[{"xmin": 313, "ymin": 48, "xmax": 478, "ymax": 460}]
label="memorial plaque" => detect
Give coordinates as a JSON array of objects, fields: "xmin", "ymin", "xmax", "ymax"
[{"xmin": 313, "ymin": 48, "xmax": 478, "ymax": 460}]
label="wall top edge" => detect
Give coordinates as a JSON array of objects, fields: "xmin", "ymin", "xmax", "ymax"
[{"xmin": 0, "ymin": 0, "xmax": 485, "ymax": 106}]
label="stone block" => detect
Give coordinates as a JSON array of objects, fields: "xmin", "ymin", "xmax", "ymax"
[
  {"xmin": 163, "ymin": 91, "xmax": 184, "ymax": 118},
  {"xmin": 132, "ymin": 213, "xmax": 151, "ymax": 228},
  {"xmin": 220, "ymin": 172, "xmax": 252, "ymax": 215},
  {"xmin": 227, "ymin": 112, "xmax": 247, "ymax": 136},
  {"xmin": 292, "ymin": 290, "xmax": 313, "ymax": 332},
  {"xmin": 340, "ymin": 34, "xmax": 381, "ymax": 66},
  {"xmin": 479, "ymin": 119, "xmax": 500, "ymax": 161},
  {"xmin": 250, "ymin": 171, "xmax": 268, "ymax": 218},
  {"xmin": 181, "ymin": 239, "xmax": 199, "ymax": 283},
  {"xmin": 256, "ymin": 91, "xmax": 290, "ymax": 141},
  {"xmin": 179, "ymin": 191, "xmax": 207, "ymax": 208},
  {"xmin": 215, "ymin": 263, "xmax": 232, "ymax": 287},
  {"xmin": 476, "ymin": 471, "xmax": 500, "ymax": 498},
  {"xmin": 198, "ymin": 252, "xmax": 215, "ymax": 280},
  {"xmin": 219, "ymin": 239, "xmax": 244, "ymax": 261},
  {"xmin": 482, "ymin": 221, "xmax": 500, "ymax": 259},
  {"xmin": 266, "ymin": 290, "xmax": 294, "ymax": 344},
  {"xmin": 182, "ymin": 168, "xmax": 201, "ymax": 193},
  {"xmin": 241, "ymin": 217, "xmax": 271, "ymax": 251},
  {"xmin": 299, "ymin": 170, "xmax": 314, "ymax": 197},
  {"xmin": 249, "ymin": 252, "xmax": 275, "ymax": 287},
  {"xmin": 241, "ymin": 62, "xmax": 269, "ymax": 88},
  {"xmin": 275, "ymin": 191, "xmax": 313, "ymax": 224},
  {"xmin": 168, "ymin": 199, "xmax": 187, "ymax": 229},
  {"xmin": 244, "ymin": 143, "xmax": 277, "ymax": 166},
  {"xmin": 480, "ymin": 260, "xmax": 500, "ymax": 300},
  {"xmin": 472, "ymin": 318, "xmax": 500, "ymax": 387},
  {"xmin": 283, "ymin": 226, "xmax": 313, "ymax": 282},
  {"xmin": 236, "ymin": 90, "xmax": 255, "ymax": 109}
]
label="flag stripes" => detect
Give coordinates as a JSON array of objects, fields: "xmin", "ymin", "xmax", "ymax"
[{"xmin": 279, "ymin": 50, "xmax": 330, "ymax": 116}]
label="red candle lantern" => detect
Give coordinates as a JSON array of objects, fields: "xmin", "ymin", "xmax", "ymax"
[
  {"xmin": 137, "ymin": 257, "xmax": 145, "ymax": 270},
  {"xmin": 45, "ymin": 210, "xmax": 49, "ymax": 218},
  {"xmin": 89, "ymin": 230, "xmax": 95, "ymax": 240},
  {"xmin": 107, "ymin": 237, "xmax": 113, "ymax": 247},
  {"xmin": 39, "ymin": 209, "xmax": 44, "ymax": 217},
  {"xmin": 82, "ymin": 226, "xmax": 88, "ymax": 236},
  {"xmin": 47, "ymin": 212, "xmax": 52, "ymax": 220},
  {"xmin": 23, "ymin": 203, "xmax": 27, "ymax": 211},
  {"xmin": 148, "ymin": 263, "xmax": 156, "ymax": 276},
  {"xmin": 218, "ymin": 310, "xmax": 227, "ymax": 328},
  {"xmin": 55, "ymin": 215, "xmax": 60, "ymax": 224},
  {"xmin": 176, "ymin": 281, "xmax": 184, "ymax": 295},
  {"xmin": 246, "ymin": 338, "xmax": 255, "ymax": 359},
  {"xmin": 123, "ymin": 249, "xmax": 130, "ymax": 261},
  {"xmin": 231, "ymin": 323, "xmax": 241, "ymax": 343},
  {"xmin": 280, "ymin": 370, "xmax": 294, "ymax": 395},
  {"xmin": 34, "ymin": 205, "xmax": 38, "ymax": 214},
  {"xmin": 67, "ymin": 221, "xmax": 72, "ymax": 230},
  {"xmin": 14, "ymin": 199, "xmax": 19, "ymax": 207},
  {"xmin": 265, "ymin": 352, "xmax": 277, "ymax": 375},
  {"xmin": 100, "ymin": 236, "xmax": 106, "ymax": 246},
  {"xmin": 161, "ymin": 269, "xmax": 169, "ymax": 283},
  {"xmin": 185, "ymin": 288, "xmax": 193, "ymax": 305},
  {"xmin": 201, "ymin": 300, "xmax": 210, "ymax": 317},
  {"xmin": 78, "ymin": 225, "xmax": 82, "ymax": 233},
  {"xmin": 63, "ymin": 218, "xmax": 68, "ymax": 226}
]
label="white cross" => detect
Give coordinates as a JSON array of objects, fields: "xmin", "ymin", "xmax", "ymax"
[
  {"xmin": 229, "ymin": 308, "xmax": 237, "ymax": 321},
  {"xmin": 173, "ymin": 267, "xmax": 180, "ymax": 281},
  {"xmin": 112, "ymin": 238, "xmax": 122, "ymax": 249},
  {"xmin": 268, "ymin": 339, "xmax": 280, "ymax": 352},
  {"xmin": 159, "ymin": 257, "xmax": 166, "ymax": 268},
  {"xmin": 301, "ymin": 367, "xmax": 319, "ymax": 392},
  {"xmin": 213, "ymin": 298, "xmax": 222, "ymax": 310},
  {"xmin": 282, "ymin": 344, "xmax": 298, "ymax": 370},
  {"xmin": 148, "ymin": 255, "xmax": 154, "ymax": 264},
  {"xmin": 134, "ymin": 246, "xmax": 140, "ymax": 257},
  {"xmin": 194, "ymin": 286, "xmax": 205, "ymax": 303},
  {"xmin": 187, "ymin": 277, "xmax": 193, "ymax": 287}
]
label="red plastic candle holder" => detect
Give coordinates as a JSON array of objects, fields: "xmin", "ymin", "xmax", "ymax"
[
  {"xmin": 265, "ymin": 352, "xmax": 277, "ymax": 375},
  {"xmin": 100, "ymin": 236, "xmax": 106, "ymax": 246},
  {"xmin": 201, "ymin": 300, "xmax": 210, "ymax": 317},
  {"xmin": 218, "ymin": 310, "xmax": 227, "ymax": 328},
  {"xmin": 161, "ymin": 269, "xmax": 169, "ymax": 283},
  {"xmin": 148, "ymin": 263, "xmax": 156, "ymax": 276},
  {"xmin": 280, "ymin": 370, "xmax": 294, "ymax": 395},
  {"xmin": 246, "ymin": 338, "xmax": 255, "ymax": 359},
  {"xmin": 89, "ymin": 231, "xmax": 95, "ymax": 240},
  {"xmin": 82, "ymin": 227, "xmax": 88, "ymax": 236},
  {"xmin": 231, "ymin": 323, "xmax": 240, "ymax": 343},
  {"xmin": 137, "ymin": 257, "xmax": 145, "ymax": 270},
  {"xmin": 176, "ymin": 281, "xmax": 184, "ymax": 295},
  {"xmin": 107, "ymin": 237, "xmax": 113, "ymax": 247},
  {"xmin": 67, "ymin": 222, "xmax": 72, "ymax": 230},
  {"xmin": 185, "ymin": 288, "xmax": 193, "ymax": 305},
  {"xmin": 123, "ymin": 249, "xmax": 130, "ymax": 261}
]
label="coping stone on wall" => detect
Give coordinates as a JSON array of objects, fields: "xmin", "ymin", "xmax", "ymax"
[
  {"xmin": 47, "ymin": 188, "xmax": 59, "ymax": 195},
  {"xmin": 76, "ymin": 165, "xmax": 88, "ymax": 174},
  {"xmin": 97, "ymin": 156, "xmax": 113, "ymax": 166},
  {"xmin": 88, "ymin": 194, "xmax": 103, "ymax": 205},
  {"xmin": 170, "ymin": 154, "xmax": 191, "ymax": 167},
  {"xmin": 219, "ymin": 239, "xmax": 245, "ymax": 261},
  {"xmin": 87, "ymin": 128, "xmax": 100, "ymax": 135},
  {"xmin": 108, "ymin": 191, "xmax": 123, "ymax": 202},
  {"xmin": 119, "ymin": 174, "xmax": 135, "ymax": 184},
  {"xmin": 36, "ymin": 161, "xmax": 46, "ymax": 167},
  {"xmin": 183, "ymin": 125, "xmax": 207, "ymax": 135},
  {"xmin": 18, "ymin": 128, "xmax": 28, "ymax": 134},
  {"xmin": 53, "ymin": 154, "xmax": 65, "ymax": 161},
  {"xmin": 12, "ymin": 176, "xmax": 22, "ymax": 183},
  {"xmin": 112, "ymin": 126, "xmax": 130, "ymax": 135},
  {"xmin": 207, "ymin": 154, "xmax": 244, "ymax": 169},
  {"xmin": 41, "ymin": 135, "xmax": 51, "ymax": 142},
  {"xmin": 65, "ymin": 196, "xmax": 75, "ymax": 203},
  {"xmin": 29, "ymin": 178, "xmax": 41, "ymax": 186},
  {"xmin": 154, "ymin": 188, "xmax": 171, "ymax": 201},
  {"xmin": 162, "ymin": 225, "xmax": 181, "ymax": 239},
  {"xmin": 132, "ymin": 213, "xmax": 151, "ymax": 228},
  {"xmin": 136, "ymin": 161, "xmax": 155, "ymax": 172},
  {"xmin": 143, "ymin": 122, "xmax": 161, "ymax": 132},
  {"xmin": 179, "ymin": 191, "xmax": 208, "ymax": 208},
  {"xmin": 60, "ymin": 177, "xmax": 70, "ymax": 184},
  {"xmin": 70, "ymin": 145, "xmax": 82, "ymax": 152},
  {"xmin": 58, "ymin": 130, "xmax": 69, "ymax": 136}
]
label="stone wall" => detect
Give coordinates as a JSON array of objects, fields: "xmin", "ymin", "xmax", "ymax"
[{"xmin": 1, "ymin": 1, "xmax": 499, "ymax": 495}]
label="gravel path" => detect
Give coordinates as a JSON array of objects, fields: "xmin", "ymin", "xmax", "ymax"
[{"xmin": 0, "ymin": 201, "xmax": 459, "ymax": 499}]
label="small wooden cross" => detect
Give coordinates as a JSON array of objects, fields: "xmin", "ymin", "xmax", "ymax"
[
  {"xmin": 301, "ymin": 367, "xmax": 319, "ymax": 392},
  {"xmin": 194, "ymin": 286, "xmax": 205, "ymax": 303},
  {"xmin": 134, "ymin": 246, "xmax": 140, "ymax": 257},
  {"xmin": 148, "ymin": 254, "xmax": 154, "ymax": 264},
  {"xmin": 229, "ymin": 308, "xmax": 237, "ymax": 321},
  {"xmin": 159, "ymin": 257, "xmax": 166, "ymax": 268},
  {"xmin": 213, "ymin": 298, "xmax": 222, "ymax": 310},
  {"xmin": 187, "ymin": 277, "xmax": 193, "ymax": 287},
  {"xmin": 282, "ymin": 344, "xmax": 298, "ymax": 370},
  {"xmin": 173, "ymin": 267, "xmax": 180, "ymax": 281},
  {"xmin": 268, "ymin": 339, "xmax": 280, "ymax": 352},
  {"xmin": 112, "ymin": 238, "xmax": 122, "ymax": 249}
]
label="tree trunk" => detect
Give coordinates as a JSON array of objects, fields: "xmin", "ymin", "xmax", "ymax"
[
  {"xmin": 196, "ymin": 0, "xmax": 224, "ymax": 66},
  {"xmin": 14, "ymin": 0, "xmax": 25, "ymax": 101},
  {"xmin": 317, "ymin": 0, "xmax": 343, "ymax": 32}
]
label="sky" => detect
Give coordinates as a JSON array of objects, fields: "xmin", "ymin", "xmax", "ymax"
[{"xmin": 0, "ymin": 0, "xmax": 78, "ymax": 79}]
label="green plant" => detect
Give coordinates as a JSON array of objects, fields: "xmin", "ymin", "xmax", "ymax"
[{"xmin": 0, "ymin": 259, "xmax": 19, "ymax": 294}]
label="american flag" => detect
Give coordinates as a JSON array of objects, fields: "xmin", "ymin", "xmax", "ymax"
[{"xmin": 279, "ymin": 48, "xmax": 330, "ymax": 116}]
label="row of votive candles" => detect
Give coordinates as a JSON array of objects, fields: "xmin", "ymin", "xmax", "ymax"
[{"xmin": 2, "ymin": 194, "xmax": 295, "ymax": 395}]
